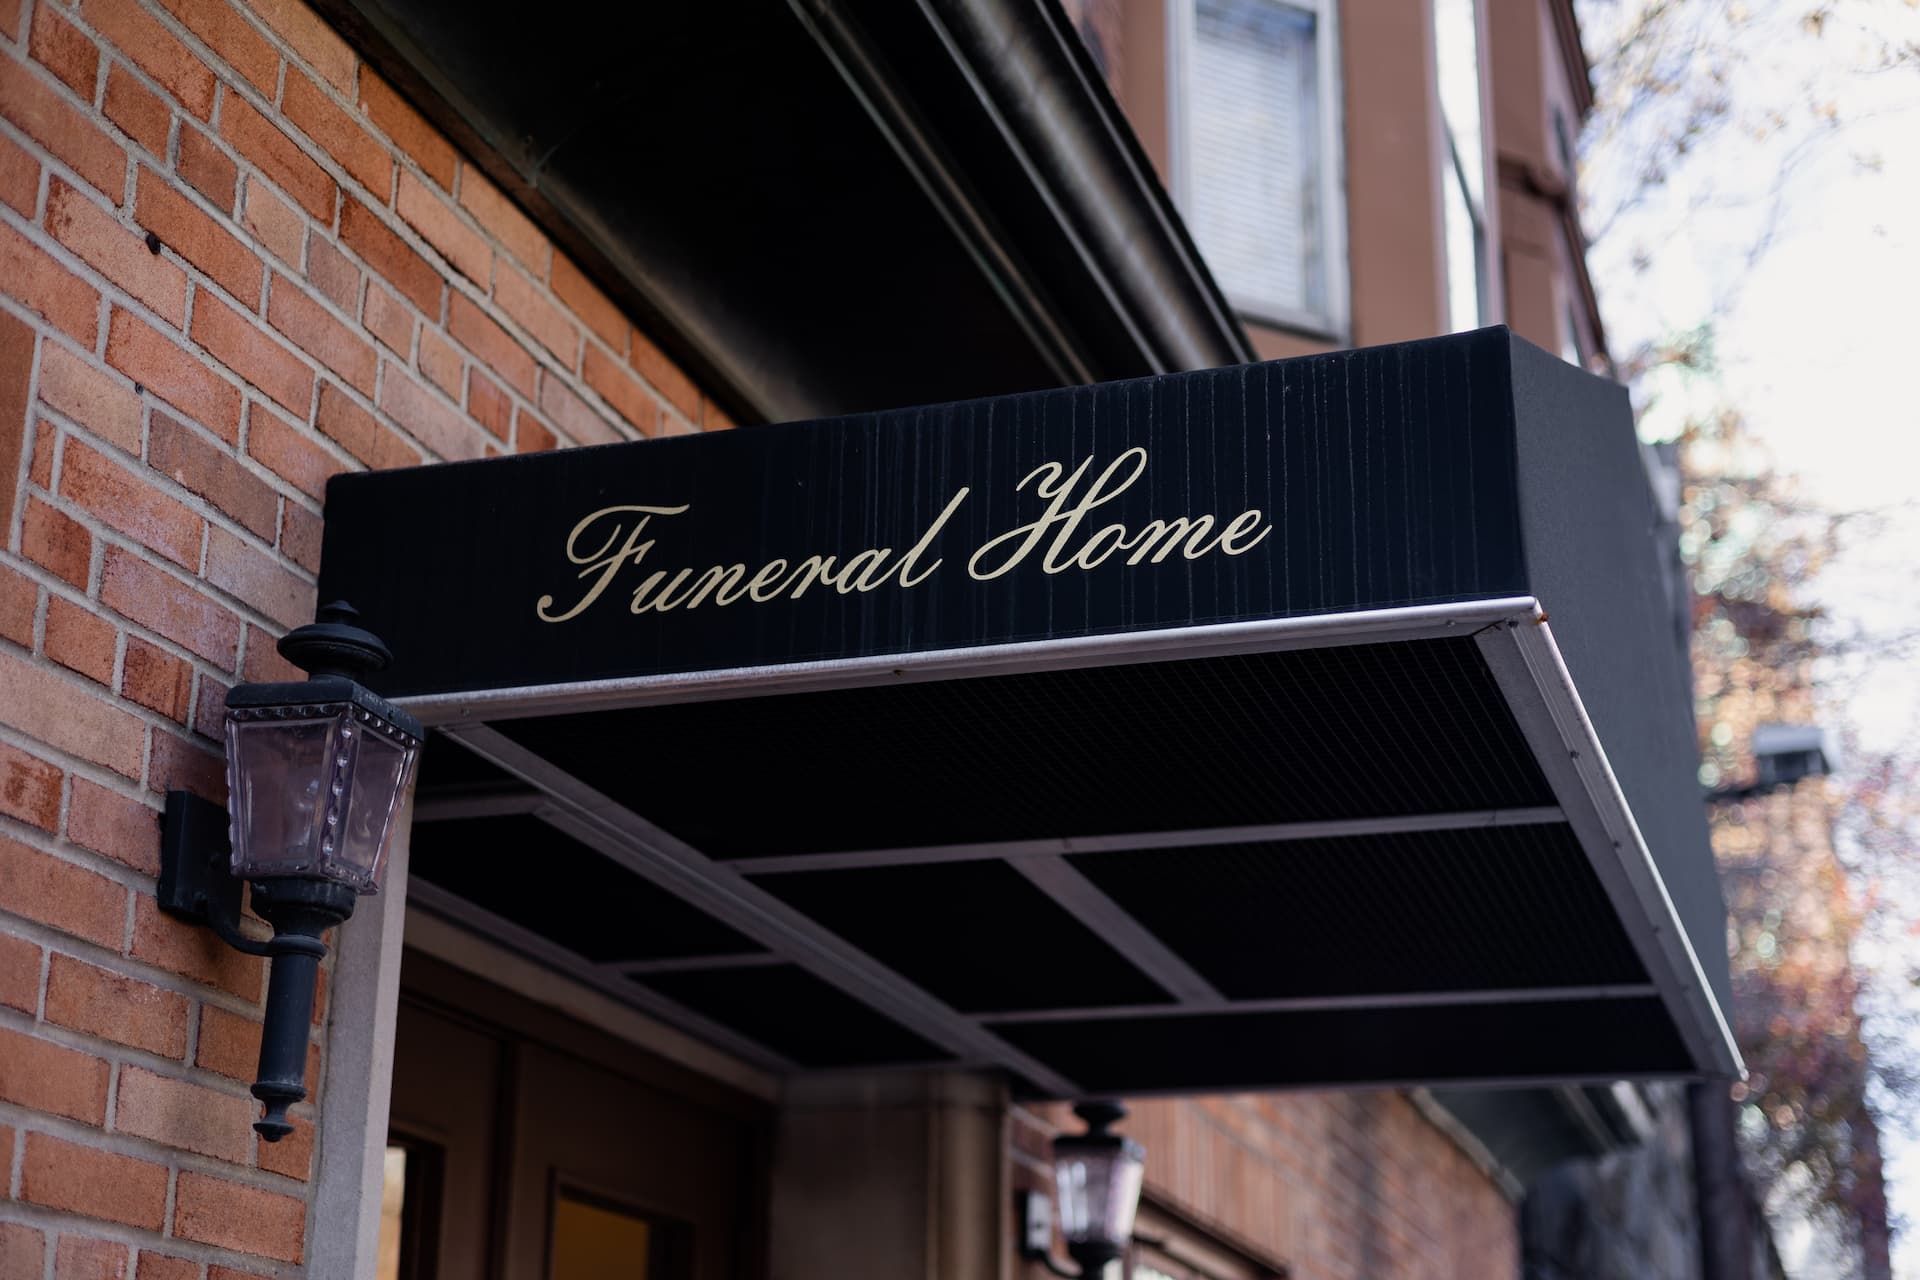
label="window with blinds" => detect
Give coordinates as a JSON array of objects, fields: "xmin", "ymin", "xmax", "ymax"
[{"xmin": 1174, "ymin": 0, "xmax": 1336, "ymax": 330}]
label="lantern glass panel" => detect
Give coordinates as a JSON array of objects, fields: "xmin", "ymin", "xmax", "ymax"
[
  {"xmin": 224, "ymin": 702, "xmax": 420, "ymax": 892},
  {"xmin": 1054, "ymin": 1138, "xmax": 1145, "ymax": 1249},
  {"xmin": 225, "ymin": 710, "xmax": 345, "ymax": 880},
  {"xmin": 342, "ymin": 723, "xmax": 418, "ymax": 889}
]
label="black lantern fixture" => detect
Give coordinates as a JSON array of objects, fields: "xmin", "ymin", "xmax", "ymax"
[
  {"xmin": 1017, "ymin": 1102, "xmax": 1147, "ymax": 1278},
  {"xmin": 159, "ymin": 601, "xmax": 422, "ymax": 1140}
]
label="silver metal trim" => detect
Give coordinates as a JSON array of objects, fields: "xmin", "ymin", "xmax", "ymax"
[
  {"xmin": 722, "ymin": 806, "xmax": 1567, "ymax": 875},
  {"xmin": 405, "ymin": 879, "xmax": 802, "ymax": 1075},
  {"xmin": 974, "ymin": 982, "xmax": 1661, "ymax": 1024},
  {"xmin": 399, "ymin": 597, "xmax": 1540, "ymax": 724},
  {"xmin": 1007, "ymin": 855, "xmax": 1224, "ymax": 1006},
  {"xmin": 412, "ymin": 790, "xmax": 547, "ymax": 822},
  {"xmin": 1475, "ymin": 618, "xmax": 1744, "ymax": 1078},
  {"xmin": 441, "ymin": 723, "xmax": 1085, "ymax": 1096}
]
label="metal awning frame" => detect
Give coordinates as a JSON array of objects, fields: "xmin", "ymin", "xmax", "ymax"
[{"xmin": 400, "ymin": 595, "xmax": 1743, "ymax": 1094}]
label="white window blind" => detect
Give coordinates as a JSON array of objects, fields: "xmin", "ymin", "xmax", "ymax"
[{"xmin": 1182, "ymin": 0, "xmax": 1325, "ymax": 323}]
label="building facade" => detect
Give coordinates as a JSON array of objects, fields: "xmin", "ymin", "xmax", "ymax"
[{"xmin": 0, "ymin": 2, "xmax": 1727, "ymax": 1279}]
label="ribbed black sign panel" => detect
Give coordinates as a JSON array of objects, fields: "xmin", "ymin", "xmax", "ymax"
[{"xmin": 319, "ymin": 329, "xmax": 1524, "ymax": 696}]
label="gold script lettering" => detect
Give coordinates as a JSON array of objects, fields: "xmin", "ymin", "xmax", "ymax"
[{"xmin": 535, "ymin": 504, "xmax": 689, "ymax": 622}]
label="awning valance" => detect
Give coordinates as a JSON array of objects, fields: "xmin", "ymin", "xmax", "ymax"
[{"xmin": 319, "ymin": 327, "xmax": 1739, "ymax": 1093}]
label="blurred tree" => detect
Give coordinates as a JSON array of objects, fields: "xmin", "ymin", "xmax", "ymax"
[{"xmin": 1574, "ymin": 3, "xmax": 1920, "ymax": 1275}]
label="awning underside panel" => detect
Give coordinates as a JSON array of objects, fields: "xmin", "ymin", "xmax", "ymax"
[{"xmin": 405, "ymin": 623, "xmax": 1713, "ymax": 1094}]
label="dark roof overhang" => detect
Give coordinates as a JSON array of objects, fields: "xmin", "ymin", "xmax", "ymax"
[
  {"xmin": 310, "ymin": 0, "xmax": 1250, "ymax": 425},
  {"xmin": 319, "ymin": 328, "xmax": 1739, "ymax": 1095}
]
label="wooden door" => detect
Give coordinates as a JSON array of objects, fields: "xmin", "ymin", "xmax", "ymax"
[{"xmin": 384, "ymin": 952, "xmax": 768, "ymax": 1280}]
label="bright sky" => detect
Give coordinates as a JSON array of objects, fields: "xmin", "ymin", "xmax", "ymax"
[{"xmin": 1578, "ymin": 3, "xmax": 1920, "ymax": 1275}]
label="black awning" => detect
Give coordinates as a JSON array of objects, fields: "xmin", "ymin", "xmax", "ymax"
[{"xmin": 322, "ymin": 327, "xmax": 1738, "ymax": 1093}]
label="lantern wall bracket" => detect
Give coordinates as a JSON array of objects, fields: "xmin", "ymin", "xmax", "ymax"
[{"xmin": 158, "ymin": 789, "xmax": 273, "ymax": 957}]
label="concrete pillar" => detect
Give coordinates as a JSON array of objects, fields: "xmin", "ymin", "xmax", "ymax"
[{"xmin": 770, "ymin": 1072, "xmax": 1009, "ymax": 1280}]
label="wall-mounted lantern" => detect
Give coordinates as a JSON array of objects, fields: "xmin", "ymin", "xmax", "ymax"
[
  {"xmin": 1017, "ymin": 1101, "xmax": 1146, "ymax": 1278},
  {"xmin": 159, "ymin": 601, "xmax": 422, "ymax": 1140}
]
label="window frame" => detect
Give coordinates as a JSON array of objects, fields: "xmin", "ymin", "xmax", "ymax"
[
  {"xmin": 1165, "ymin": 0, "xmax": 1351, "ymax": 341},
  {"xmin": 1434, "ymin": 0, "xmax": 1494, "ymax": 333}
]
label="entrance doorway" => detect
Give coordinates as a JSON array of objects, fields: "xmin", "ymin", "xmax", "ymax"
[{"xmin": 381, "ymin": 951, "xmax": 770, "ymax": 1280}]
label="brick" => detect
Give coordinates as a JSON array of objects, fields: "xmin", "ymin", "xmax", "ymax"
[
  {"xmin": 513, "ymin": 405, "xmax": 554, "ymax": 454},
  {"xmin": 191, "ymin": 291, "xmax": 313, "ymax": 415},
  {"xmin": 361, "ymin": 281, "xmax": 411, "ymax": 355},
  {"xmin": 239, "ymin": 178, "xmax": 302, "ymax": 270},
  {"xmin": 175, "ymin": 1171, "xmax": 307, "ymax": 1262},
  {"xmin": 137, "ymin": 168, "xmax": 263, "ymax": 304},
  {"xmin": 284, "ymin": 68, "xmax": 390, "ymax": 197},
  {"xmin": 419, "ymin": 326, "xmax": 460, "ymax": 398},
  {"xmin": 220, "ymin": 94, "xmax": 335, "ymax": 220},
  {"xmin": 102, "ymin": 63, "xmax": 171, "ymax": 158},
  {"xmin": 54, "ymin": 1236, "xmax": 129, "ymax": 1280},
  {"xmin": 0, "ymin": 934, "xmax": 41, "ymax": 1012},
  {"xmin": 23, "ymin": 498, "xmax": 93, "ymax": 590},
  {"xmin": 38, "ymin": 341, "xmax": 142, "ymax": 454},
  {"xmin": 0, "ymin": 55, "xmax": 127, "ymax": 200},
  {"xmin": 467, "ymin": 368, "xmax": 510, "ymax": 439},
  {"xmin": 0, "ymin": 1224, "xmax": 44, "ymax": 1280},
  {"xmin": 240, "ymin": 625, "xmax": 300, "ymax": 682},
  {"xmin": 149, "ymin": 406, "xmax": 278, "ymax": 539},
  {"xmin": 68, "ymin": 775, "xmax": 162, "ymax": 872},
  {"xmin": 266, "ymin": 274, "xmax": 374, "ymax": 394},
  {"xmin": 195, "ymin": 1003, "xmax": 259, "ymax": 1079},
  {"xmin": 156, "ymin": 0, "xmax": 279, "ymax": 95},
  {"xmin": 132, "ymin": 893, "xmax": 261, "ymax": 999},
  {"xmin": 460, "ymin": 167, "xmax": 547, "ymax": 273},
  {"xmin": 538, "ymin": 369, "xmax": 618, "ymax": 446},
  {"xmin": 0, "ymin": 741, "xmax": 62, "ymax": 833},
  {"xmin": 0, "ymin": 651, "xmax": 145, "ymax": 777},
  {"xmin": 396, "ymin": 170, "xmax": 488, "ymax": 285},
  {"xmin": 101, "ymin": 546, "xmax": 241, "ymax": 667},
  {"xmin": 121, "ymin": 635, "xmax": 194, "ymax": 723},
  {"xmin": 116, "ymin": 1064, "xmax": 252, "ymax": 1162},
  {"xmin": 0, "ymin": 1027, "xmax": 110, "ymax": 1123},
  {"xmin": 552, "ymin": 255, "xmax": 626, "ymax": 352},
  {"xmin": 133, "ymin": 1253, "xmax": 199, "ymax": 1280},
  {"xmin": 46, "ymin": 953, "xmax": 189, "ymax": 1055},
  {"xmin": 584, "ymin": 344, "xmax": 660, "ymax": 436},
  {"xmin": 0, "ymin": 130, "xmax": 40, "ymax": 216},
  {"xmin": 21, "ymin": 1131, "xmax": 167, "ymax": 1226},
  {"xmin": 179, "ymin": 125, "xmax": 239, "ymax": 211},
  {"xmin": 629, "ymin": 326, "xmax": 701, "ymax": 421},
  {"xmin": 205, "ymin": 526, "xmax": 309, "ymax": 628},
  {"xmin": 361, "ymin": 71, "xmax": 454, "ymax": 189},
  {"xmin": 380, "ymin": 363, "xmax": 481, "ymax": 460},
  {"xmin": 84, "ymin": 0, "xmax": 217, "ymax": 119},
  {"xmin": 148, "ymin": 724, "xmax": 228, "ymax": 801},
  {"xmin": 280, "ymin": 500, "xmax": 321, "ymax": 572},
  {"xmin": 49, "ymin": 177, "xmax": 189, "ymax": 327},
  {"xmin": 257, "ymin": 1111, "xmax": 313, "ymax": 1179},
  {"xmin": 0, "ymin": 562, "xmax": 35, "ymax": 644},
  {"xmin": 31, "ymin": 3, "xmax": 102, "ymax": 99},
  {"xmin": 107, "ymin": 308, "xmax": 243, "ymax": 441},
  {"xmin": 45, "ymin": 594, "xmax": 117, "ymax": 685},
  {"xmin": 0, "ymin": 833, "xmax": 128, "ymax": 948},
  {"xmin": 341, "ymin": 198, "xmax": 440, "ymax": 312},
  {"xmin": 306, "ymin": 231, "xmax": 360, "ymax": 312},
  {"xmin": 61, "ymin": 436, "xmax": 205, "ymax": 569},
  {"xmin": 192, "ymin": 671, "xmax": 228, "ymax": 741},
  {"xmin": 0, "ymin": 310, "xmax": 27, "ymax": 540},
  {"xmin": 495, "ymin": 264, "xmax": 576, "ymax": 366},
  {"xmin": 314, "ymin": 381, "xmax": 416, "ymax": 469},
  {"xmin": 246, "ymin": 400, "xmax": 344, "ymax": 498},
  {"xmin": 250, "ymin": 0, "xmax": 354, "ymax": 91},
  {"xmin": 447, "ymin": 293, "xmax": 533, "ymax": 396},
  {"xmin": 0, "ymin": 220, "xmax": 101, "ymax": 345}
]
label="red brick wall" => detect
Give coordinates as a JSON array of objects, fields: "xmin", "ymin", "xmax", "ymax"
[
  {"xmin": 1014, "ymin": 1093, "xmax": 1519, "ymax": 1280},
  {"xmin": 0, "ymin": 0, "xmax": 726, "ymax": 1270}
]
